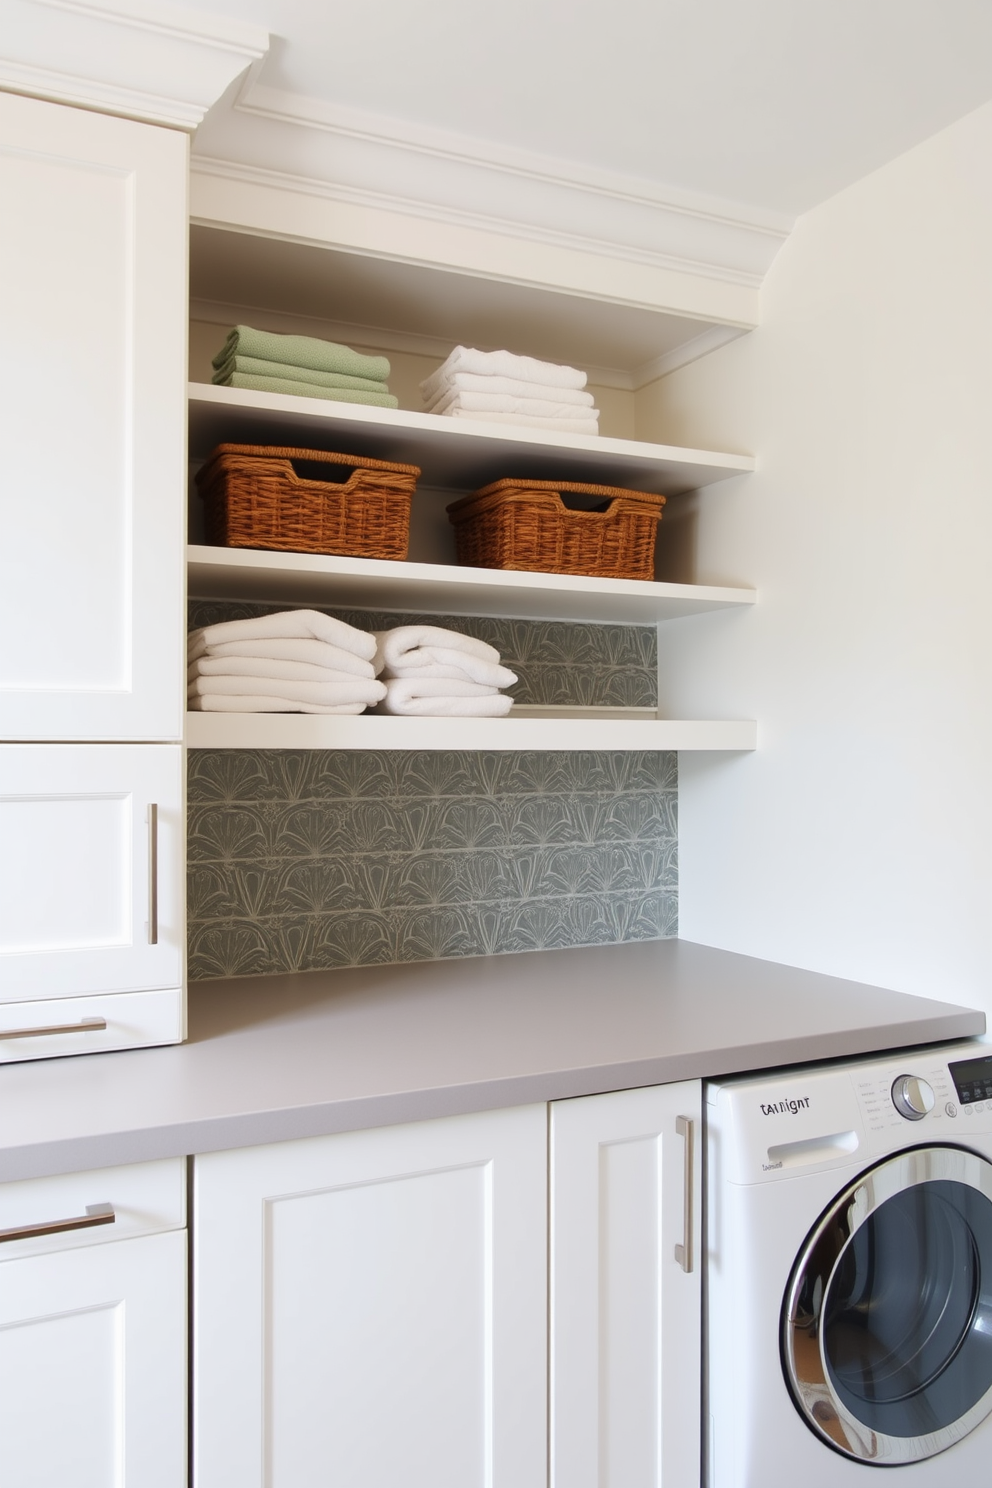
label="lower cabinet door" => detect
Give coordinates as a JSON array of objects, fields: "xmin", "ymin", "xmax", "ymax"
[
  {"xmin": 0, "ymin": 1229, "xmax": 187, "ymax": 1487},
  {"xmin": 193, "ymin": 1105, "xmax": 548, "ymax": 1488},
  {"xmin": 551, "ymin": 1081, "xmax": 703, "ymax": 1488}
]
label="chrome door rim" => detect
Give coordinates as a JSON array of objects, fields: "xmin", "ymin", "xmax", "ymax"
[{"xmin": 782, "ymin": 1145, "xmax": 992, "ymax": 1465}]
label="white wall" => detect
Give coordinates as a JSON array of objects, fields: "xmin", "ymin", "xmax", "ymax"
[{"xmin": 641, "ymin": 100, "xmax": 992, "ymax": 1016}]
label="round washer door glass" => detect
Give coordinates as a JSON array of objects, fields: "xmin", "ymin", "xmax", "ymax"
[{"xmin": 782, "ymin": 1146, "xmax": 992, "ymax": 1465}]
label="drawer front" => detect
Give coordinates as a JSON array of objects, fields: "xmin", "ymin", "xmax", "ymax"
[
  {"xmin": 0, "ymin": 985, "xmax": 182, "ymax": 1063},
  {"xmin": 0, "ymin": 1157, "xmax": 185, "ymax": 1262}
]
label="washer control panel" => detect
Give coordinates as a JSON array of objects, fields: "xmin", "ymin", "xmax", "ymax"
[{"xmin": 949, "ymin": 1052, "xmax": 992, "ymax": 1108}]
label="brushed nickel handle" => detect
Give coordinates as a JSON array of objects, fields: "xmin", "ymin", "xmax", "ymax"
[
  {"xmin": 675, "ymin": 1115, "xmax": 695, "ymax": 1274},
  {"xmin": 0, "ymin": 1202, "xmax": 115, "ymax": 1244},
  {"xmin": 0, "ymin": 1016, "xmax": 107, "ymax": 1042},
  {"xmin": 147, "ymin": 801, "xmax": 159, "ymax": 945}
]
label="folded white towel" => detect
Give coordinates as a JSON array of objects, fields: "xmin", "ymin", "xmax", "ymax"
[
  {"xmin": 376, "ymin": 677, "xmax": 515, "ymax": 717},
  {"xmin": 383, "ymin": 657, "xmax": 517, "ymax": 689},
  {"xmin": 189, "ymin": 656, "xmax": 377, "ymax": 686},
  {"xmin": 188, "ymin": 609, "xmax": 376, "ymax": 662},
  {"xmin": 373, "ymin": 625, "xmax": 500, "ymax": 674},
  {"xmin": 187, "ymin": 636, "xmax": 377, "ymax": 678},
  {"xmin": 188, "ymin": 695, "xmax": 369, "ymax": 715},
  {"xmin": 444, "ymin": 408, "xmax": 599, "ymax": 435},
  {"xmin": 421, "ymin": 346, "xmax": 587, "ymax": 402},
  {"xmin": 428, "ymin": 389, "xmax": 600, "ymax": 420},
  {"xmin": 424, "ymin": 371, "xmax": 595, "ymax": 408},
  {"xmin": 188, "ymin": 674, "xmax": 386, "ymax": 707}
]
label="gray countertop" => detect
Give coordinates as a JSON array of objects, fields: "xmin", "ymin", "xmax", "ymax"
[{"xmin": 0, "ymin": 939, "xmax": 984, "ymax": 1181}]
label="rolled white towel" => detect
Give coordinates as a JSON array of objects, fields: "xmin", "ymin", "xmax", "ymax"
[
  {"xmin": 376, "ymin": 677, "xmax": 515, "ymax": 717},
  {"xmin": 188, "ymin": 609, "xmax": 376, "ymax": 662},
  {"xmin": 428, "ymin": 389, "xmax": 600, "ymax": 420},
  {"xmin": 420, "ymin": 346, "xmax": 587, "ymax": 402},
  {"xmin": 187, "ymin": 673, "xmax": 386, "ymax": 708},
  {"xmin": 372, "ymin": 625, "xmax": 500, "ymax": 675},
  {"xmin": 444, "ymin": 409, "xmax": 599, "ymax": 435},
  {"xmin": 189, "ymin": 656, "xmax": 377, "ymax": 686},
  {"xmin": 189, "ymin": 695, "xmax": 368, "ymax": 715},
  {"xmin": 187, "ymin": 636, "xmax": 378, "ymax": 678},
  {"xmin": 424, "ymin": 371, "xmax": 595, "ymax": 409}
]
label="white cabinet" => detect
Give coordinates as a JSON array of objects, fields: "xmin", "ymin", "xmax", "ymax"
[
  {"xmin": 0, "ymin": 744, "xmax": 184, "ymax": 1059},
  {"xmin": 193, "ymin": 1104, "xmax": 548, "ymax": 1488},
  {"xmin": 0, "ymin": 1158, "xmax": 187, "ymax": 1488},
  {"xmin": 551, "ymin": 1082, "xmax": 703, "ymax": 1488},
  {"xmin": 0, "ymin": 89, "xmax": 187, "ymax": 743},
  {"xmin": 194, "ymin": 1084, "xmax": 702, "ymax": 1488}
]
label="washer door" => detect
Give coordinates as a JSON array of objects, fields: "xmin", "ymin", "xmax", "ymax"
[{"xmin": 782, "ymin": 1145, "xmax": 992, "ymax": 1465}]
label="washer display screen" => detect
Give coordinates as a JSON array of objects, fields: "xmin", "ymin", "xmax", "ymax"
[{"xmin": 949, "ymin": 1054, "xmax": 992, "ymax": 1106}]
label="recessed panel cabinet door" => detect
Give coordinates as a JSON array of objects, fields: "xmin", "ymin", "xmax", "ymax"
[
  {"xmin": 0, "ymin": 90, "xmax": 186, "ymax": 742},
  {"xmin": 0, "ymin": 1229, "xmax": 187, "ymax": 1488},
  {"xmin": 194, "ymin": 1105, "xmax": 548, "ymax": 1488},
  {"xmin": 0, "ymin": 744, "xmax": 183, "ymax": 1004},
  {"xmin": 551, "ymin": 1081, "xmax": 703, "ymax": 1488}
]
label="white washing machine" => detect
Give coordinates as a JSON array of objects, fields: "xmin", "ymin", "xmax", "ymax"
[{"xmin": 705, "ymin": 1040, "xmax": 992, "ymax": 1485}]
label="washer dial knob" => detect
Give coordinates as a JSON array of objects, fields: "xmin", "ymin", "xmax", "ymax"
[{"xmin": 891, "ymin": 1075, "xmax": 935, "ymax": 1120}]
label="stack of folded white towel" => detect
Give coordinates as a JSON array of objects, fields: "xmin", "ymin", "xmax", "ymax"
[
  {"xmin": 187, "ymin": 610, "xmax": 386, "ymax": 714},
  {"xmin": 372, "ymin": 625, "xmax": 518, "ymax": 717},
  {"xmin": 421, "ymin": 346, "xmax": 599, "ymax": 435}
]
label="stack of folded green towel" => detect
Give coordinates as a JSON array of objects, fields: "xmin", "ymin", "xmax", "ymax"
[{"xmin": 211, "ymin": 325, "xmax": 398, "ymax": 409}]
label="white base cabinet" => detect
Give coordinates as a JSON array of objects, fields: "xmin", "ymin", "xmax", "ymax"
[
  {"xmin": 0, "ymin": 1159, "xmax": 187, "ymax": 1488},
  {"xmin": 194, "ymin": 1087, "xmax": 702, "ymax": 1488},
  {"xmin": 551, "ymin": 1082, "xmax": 703, "ymax": 1488},
  {"xmin": 193, "ymin": 1105, "xmax": 549, "ymax": 1488}
]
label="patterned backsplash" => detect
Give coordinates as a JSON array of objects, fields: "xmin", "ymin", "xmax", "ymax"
[{"xmin": 187, "ymin": 601, "xmax": 676, "ymax": 980}]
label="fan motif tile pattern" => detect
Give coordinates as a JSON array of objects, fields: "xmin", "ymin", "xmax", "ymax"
[{"xmin": 187, "ymin": 602, "xmax": 675, "ymax": 980}]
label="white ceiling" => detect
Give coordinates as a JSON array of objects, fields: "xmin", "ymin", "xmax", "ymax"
[{"xmin": 189, "ymin": 0, "xmax": 992, "ymax": 219}]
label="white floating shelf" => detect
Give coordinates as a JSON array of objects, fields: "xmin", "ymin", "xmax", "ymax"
[
  {"xmin": 187, "ymin": 544, "xmax": 755, "ymax": 624},
  {"xmin": 188, "ymin": 383, "xmax": 755, "ymax": 497},
  {"xmin": 185, "ymin": 712, "xmax": 757, "ymax": 753}
]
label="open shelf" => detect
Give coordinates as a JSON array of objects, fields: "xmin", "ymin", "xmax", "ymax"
[
  {"xmin": 188, "ymin": 383, "xmax": 754, "ymax": 498},
  {"xmin": 185, "ymin": 711, "xmax": 757, "ymax": 753},
  {"xmin": 187, "ymin": 545, "xmax": 755, "ymax": 625}
]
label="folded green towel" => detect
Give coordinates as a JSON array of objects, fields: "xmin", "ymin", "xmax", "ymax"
[
  {"xmin": 212, "ymin": 355, "xmax": 390, "ymax": 394},
  {"xmin": 212, "ymin": 325, "xmax": 390, "ymax": 382},
  {"xmin": 222, "ymin": 372, "xmax": 399, "ymax": 408}
]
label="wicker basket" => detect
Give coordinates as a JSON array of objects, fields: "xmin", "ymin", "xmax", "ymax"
[
  {"xmin": 447, "ymin": 478, "xmax": 666, "ymax": 580},
  {"xmin": 195, "ymin": 444, "xmax": 420, "ymax": 560}
]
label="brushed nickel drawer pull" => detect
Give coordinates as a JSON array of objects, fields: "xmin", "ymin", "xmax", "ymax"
[
  {"xmin": 148, "ymin": 801, "xmax": 159, "ymax": 945},
  {"xmin": 675, "ymin": 1114, "xmax": 695, "ymax": 1274},
  {"xmin": 0, "ymin": 1016, "xmax": 108, "ymax": 1042},
  {"xmin": 0, "ymin": 1203, "xmax": 115, "ymax": 1244}
]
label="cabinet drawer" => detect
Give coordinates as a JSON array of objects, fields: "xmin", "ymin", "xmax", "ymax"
[
  {"xmin": 0, "ymin": 986, "xmax": 182, "ymax": 1063},
  {"xmin": 0, "ymin": 1157, "xmax": 185, "ymax": 1262}
]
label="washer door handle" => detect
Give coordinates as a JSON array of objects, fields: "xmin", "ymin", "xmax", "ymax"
[{"xmin": 675, "ymin": 1114, "xmax": 695, "ymax": 1273}]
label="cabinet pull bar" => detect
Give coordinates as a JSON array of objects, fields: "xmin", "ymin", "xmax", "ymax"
[
  {"xmin": 0, "ymin": 1016, "xmax": 107, "ymax": 1041},
  {"xmin": 148, "ymin": 801, "xmax": 158, "ymax": 945},
  {"xmin": 675, "ymin": 1114, "xmax": 695, "ymax": 1274},
  {"xmin": 0, "ymin": 1203, "xmax": 115, "ymax": 1245}
]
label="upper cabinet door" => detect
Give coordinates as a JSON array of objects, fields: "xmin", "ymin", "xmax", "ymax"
[{"xmin": 0, "ymin": 92, "xmax": 187, "ymax": 742}]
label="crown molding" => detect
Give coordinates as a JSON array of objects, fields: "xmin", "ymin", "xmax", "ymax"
[
  {"xmin": 0, "ymin": 0, "xmax": 268, "ymax": 129},
  {"xmin": 190, "ymin": 70, "xmax": 791, "ymax": 289}
]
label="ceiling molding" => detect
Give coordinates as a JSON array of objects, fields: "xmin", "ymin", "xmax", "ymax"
[
  {"xmin": 189, "ymin": 69, "xmax": 791, "ymax": 289},
  {"xmin": 0, "ymin": 0, "xmax": 268, "ymax": 129}
]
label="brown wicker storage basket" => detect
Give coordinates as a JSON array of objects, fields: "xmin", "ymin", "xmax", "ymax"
[
  {"xmin": 195, "ymin": 444, "xmax": 420, "ymax": 560},
  {"xmin": 447, "ymin": 478, "xmax": 666, "ymax": 580}
]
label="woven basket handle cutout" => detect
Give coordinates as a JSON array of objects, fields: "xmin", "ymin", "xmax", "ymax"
[
  {"xmin": 288, "ymin": 457, "xmax": 355, "ymax": 486},
  {"xmin": 556, "ymin": 491, "xmax": 616, "ymax": 514}
]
